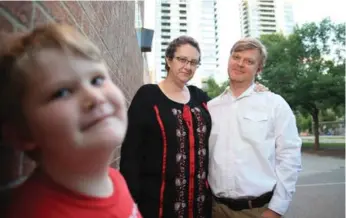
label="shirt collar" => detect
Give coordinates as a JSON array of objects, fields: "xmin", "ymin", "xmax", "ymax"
[{"xmin": 221, "ymin": 83, "xmax": 256, "ymax": 99}]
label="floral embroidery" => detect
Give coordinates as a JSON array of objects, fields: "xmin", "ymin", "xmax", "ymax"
[
  {"xmin": 173, "ymin": 108, "xmax": 188, "ymax": 217},
  {"xmin": 191, "ymin": 106, "xmax": 208, "ymax": 217},
  {"xmin": 172, "ymin": 105, "xmax": 209, "ymax": 218}
]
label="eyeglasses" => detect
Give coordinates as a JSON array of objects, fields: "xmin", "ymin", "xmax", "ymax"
[{"xmin": 174, "ymin": 56, "xmax": 200, "ymax": 68}]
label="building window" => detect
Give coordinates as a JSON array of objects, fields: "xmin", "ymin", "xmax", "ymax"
[
  {"xmin": 261, "ymin": 24, "xmax": 276, "ymax": 28},
  {"xmin": 260, "ymin": 19, "xmax": 275, "ymax": 22},
  {"xmin": 262, "ymin": 29, "xmax": 275, "ymax": 33},
  {"xmin": 259, "ymin": 9, "xmax": 274, "ymax": 13},
  {"xmin": 261, "ymin": 14, "xmax": 275, "ymax": 18},
  {"xmin": 259, "ymin": 4, "xmax": 274, "ymax": 8}
]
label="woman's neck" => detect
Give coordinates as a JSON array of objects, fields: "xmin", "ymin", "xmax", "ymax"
[
  {"xmin": 162, "ymin": 75, "xmax": 185, "ymax": 91},
  {"xmin": 159, "ymin": 77, "xmax": 190, "ymax": 104}
]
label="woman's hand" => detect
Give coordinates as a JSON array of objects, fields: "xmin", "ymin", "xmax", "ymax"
[{"xmin": 254, "ymin": 82, "xmax": 270, "ymax": 92}]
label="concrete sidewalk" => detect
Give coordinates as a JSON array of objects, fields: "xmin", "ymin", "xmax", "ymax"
[{"xmin": 285, "ymin": 153, "xmax": 345, "ymax": 218}]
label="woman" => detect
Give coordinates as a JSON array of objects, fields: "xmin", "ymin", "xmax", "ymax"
[
  {"xmin": 120, "ymin": 36, "xmax": 266, "ymax": 218},
  {"xmin": 120, "ymin": 36, "xmax": 211, "ymax": 218}
]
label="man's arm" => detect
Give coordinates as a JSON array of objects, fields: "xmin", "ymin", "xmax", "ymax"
[{"xmin": 267, "ymin": 96, "xmax": 302, "ymax": 216}]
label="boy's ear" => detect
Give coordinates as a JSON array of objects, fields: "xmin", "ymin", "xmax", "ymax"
[{"xmin": 1, "ymin": 124, "xmax": 36, "ymax": 151}]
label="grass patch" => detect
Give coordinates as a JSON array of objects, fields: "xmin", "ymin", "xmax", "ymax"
[
  {"xmin": 302, "ymin": 142, "xmax": 345, "ymax": 148},
  {"xmin": 321, "ymin": 136, "xmax": 345, "ymax": 139}
]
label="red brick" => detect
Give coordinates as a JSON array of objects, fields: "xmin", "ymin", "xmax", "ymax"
[
  {"xmin": 78, "ymin": 2, "xmax": 109, "ymax": 36},
  {"xmin": 0, "ymin": 1, "xmax": 33, "ymax": 27},
  {"xmin": 61, "ymin": 1, "xmax": 82, "ymax": 21},
  {"xmin": 62, "ymin": 2, "xmax": 86, "ymax": 32},
  {"xmin": 31, "ymin": 4, "xmax": 52, "ymax": 27},
  {"xmin": 39, "ymin": 1, "xmax": 73, "ymax": 25},
  {"xmin": 0, "ymin": 14, "xmax": 14, "ymax": 32},
  {"xmin": 90, "ymin": 2, "xmax": 110, "ymax": 26}
]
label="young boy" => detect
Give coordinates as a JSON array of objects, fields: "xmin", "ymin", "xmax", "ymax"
[{"xmin": 0, "ymin": 23, "xmax": 141, "ymax": 218}]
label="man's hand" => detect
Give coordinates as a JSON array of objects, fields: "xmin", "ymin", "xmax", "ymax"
[{"xmin": 261, "ymin": 209, "xmax": 281, "ymax": 218}]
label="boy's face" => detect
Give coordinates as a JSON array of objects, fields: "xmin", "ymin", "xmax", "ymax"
[{"xmin": 21, "ymin": 49, "xmax": 127, "ymax": 162}]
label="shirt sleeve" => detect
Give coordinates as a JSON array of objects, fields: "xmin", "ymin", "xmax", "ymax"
[
  {"xmin": 268, "ymin": 96, "xmax": 302, "ymax": 215},
  {"xmin": 119, "ymin": 85, "xmax": 151, "ymax": 203}
]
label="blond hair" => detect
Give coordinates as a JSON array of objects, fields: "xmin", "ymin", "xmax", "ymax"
[
  {"xmin": 0, "ymin": 23, "xmax": 102, "ymax": 125},
  {"xmin": 230, "ymin": 37, "xmax": 267, "ymax": 67}
]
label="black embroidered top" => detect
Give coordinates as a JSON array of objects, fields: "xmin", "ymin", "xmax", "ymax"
[{"xmin": 120, "ymin": 84, "xmax": 212, "ymax": 218}]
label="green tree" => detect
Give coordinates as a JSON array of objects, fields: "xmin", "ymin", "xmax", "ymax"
[
  {"xmin": 259, "ymin": 18, "xmax": 345, "ymax": 150},
  {"xmin": 202, "ymin": 77, "xmax": 228, "ymax": 99},
  {"xmin": 296, "ymin": 113, "xmax": 312, "ymax": 133},
  {"xmin": 320, "ymin": 108, "xmax": 338, "ymax": 122},
  {"xmin": 296, "ymin": 108, "xmax": 342, "ymax": 135}
]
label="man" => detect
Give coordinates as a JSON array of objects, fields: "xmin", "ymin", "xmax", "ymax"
[{"xmin": 208, "ymin": 38, "xmax": 301, "ymax": 218}]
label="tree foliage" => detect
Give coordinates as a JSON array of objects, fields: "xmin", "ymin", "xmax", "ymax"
[
  {"xmin": 202, "ymin": 77, "xmax": 228, "ymax": 99},
  {"xmin": 259, "ymin": 18, "xmax": 345, "ymax": 150}
]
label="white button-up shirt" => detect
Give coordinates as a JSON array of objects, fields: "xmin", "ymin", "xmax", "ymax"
[{"xmin": 207, "ymin": 84, "xmax": 302, "ymax": 215}]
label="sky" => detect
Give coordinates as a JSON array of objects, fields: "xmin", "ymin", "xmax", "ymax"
[{"xmin": 144, "ymin": 0, "xmax": 345, "ymax": 83}]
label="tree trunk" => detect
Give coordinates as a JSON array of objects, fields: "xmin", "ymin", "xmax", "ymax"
[{"xmin": 311, "ymin": 108, "xmax": 320, "ymax": 150}]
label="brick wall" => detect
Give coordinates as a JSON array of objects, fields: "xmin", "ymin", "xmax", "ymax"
[{"xmin": 0, "ymin": 1, "xmax": 145, "ymax": 212}]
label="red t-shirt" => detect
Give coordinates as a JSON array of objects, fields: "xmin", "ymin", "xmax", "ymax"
[{"xmin": 6, "ymin": 167, "xmax": 142, "ymax": 218}]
